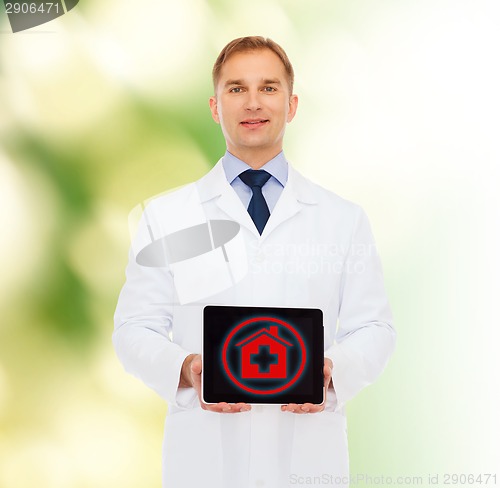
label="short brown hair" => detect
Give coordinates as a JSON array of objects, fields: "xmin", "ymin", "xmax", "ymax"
[{"xmin": 212, "ymin": 36, "xmax": 295, "ymax": 94}]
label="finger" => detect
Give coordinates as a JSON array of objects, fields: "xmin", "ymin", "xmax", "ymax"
[
  {"xmin": 199, "ymin": 401, "xmax": 246, "ymax": 413},
  {"xmin": 216, "ymin": 402, "xmax": 231, "ymax": 412},
  {"xmin": 213, "ymin": 402, "xmax": 251, "ymax": 413},
  {"xmin": 205, "ymin": 405, "xmax": 227, "ymax": 413},
  {"xmin": 226, "ymin": 402, "xmax": 246, "ymax": 413},
  {"xmin": 219, "ymin": 406, "xmax": 248, "ymax": 413},
  {"xmin": 204, "ymin": 405, "xmax": 229, "ymax": 413},
  {"xmin": 235, "ymin": 402, "xmax": 251, "ymax": 412},
  {"xmin": 282, "ymin": 403, "xmax": 313, "ymax": 414},
  {"xmin": 311, "ymin": 403, "xmax": 325, "ymax": 412}
]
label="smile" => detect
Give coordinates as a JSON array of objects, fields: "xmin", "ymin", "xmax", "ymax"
[{"xmin": 240, "ymin": 119, "xmax": 269, "ymax": 128}]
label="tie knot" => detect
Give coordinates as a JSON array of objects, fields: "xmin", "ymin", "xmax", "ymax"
[{"xmin": 239, "ymin": 169, "xmax": 271, "ymax": 190}]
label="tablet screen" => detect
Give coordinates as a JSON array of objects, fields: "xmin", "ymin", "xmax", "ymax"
[{"xmin": 203, "ymin": 305, "xmax": 324, "ymax": 405}]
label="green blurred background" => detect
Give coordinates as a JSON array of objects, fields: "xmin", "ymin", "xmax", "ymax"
[{"xmin": 1, "ymin": 0, "xmax": 499, "ymax": 486}]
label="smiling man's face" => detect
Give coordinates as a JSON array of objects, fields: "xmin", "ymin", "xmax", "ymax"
[{"xmin": 209, "ymin": 48, "xmax": 298, "ymax": 168}]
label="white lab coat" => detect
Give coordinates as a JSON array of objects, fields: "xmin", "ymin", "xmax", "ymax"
[{"xmin": 113, "ymin": 160, "xmax": 396, "ymax": 488}]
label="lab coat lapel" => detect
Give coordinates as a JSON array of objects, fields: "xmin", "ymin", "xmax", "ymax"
[
  {"xmin": 261, "ymin": 164, "xmax": 318, "ymax": 240},
  {"xmin": 216, "ymin": 187, "xmax": 257, "ymax": 234},
  {"xmin": 261, "ymin": 182, "xmax": 301, "ymax": 239},
  {"xmin": 196, "ymin": 160, "xmax": 257, "ymax": 235}
]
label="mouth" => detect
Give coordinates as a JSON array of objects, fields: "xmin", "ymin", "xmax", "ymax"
[{"xmin": 240, "ymin": 119, "xmax": 269, "ymax": 128}]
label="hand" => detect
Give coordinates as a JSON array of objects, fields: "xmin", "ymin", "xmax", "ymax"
[
  {"xmin": 181, "ymin": 354, "xmax": 252, "ymax": 414},
  {"xmin": 280, "ymin": 358, "xmax": 333, "ymax": 414}
]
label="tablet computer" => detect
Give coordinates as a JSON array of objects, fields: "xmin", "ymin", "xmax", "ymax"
[{"xmin": 202, "ymin": 305, "xmax": 324, "ymax": 405}]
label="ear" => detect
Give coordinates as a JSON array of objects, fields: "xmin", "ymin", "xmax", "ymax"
[
  {"xmin": 287, "ymin": 94, "xmax": 299, "ymax": 123},
  {"xmin": 209, "ymin": 96, "xmax": 220, "ymax": 124}
]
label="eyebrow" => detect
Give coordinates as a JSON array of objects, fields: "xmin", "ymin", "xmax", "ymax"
[
  {"xmin": 262, "ymin": 78, "xmax": 282, "ymax": 86},
  {"xmin": 224, "ymin": 79, "xmax": 243, "ymax": 87},
  {"xmin": 223, "ymin": 78, "xmax": 283, "ymax": 88}
]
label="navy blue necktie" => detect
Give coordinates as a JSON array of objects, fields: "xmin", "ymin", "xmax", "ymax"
[{"xmin": 239, "ymin": 169, "xmax": 272, "ymax": 234}]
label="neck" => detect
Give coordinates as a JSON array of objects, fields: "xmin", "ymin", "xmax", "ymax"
[{"xmin": 228, "ymin": 147, "xmax": 283, "ymax": 169}]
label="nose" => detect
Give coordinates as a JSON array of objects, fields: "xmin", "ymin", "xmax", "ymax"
[{"xmin": 244, "ymin": 89, "xmax": 262, "ymax": 111}]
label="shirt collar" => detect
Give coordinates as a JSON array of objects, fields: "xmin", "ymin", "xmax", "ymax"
[
  {"xmin": 196, "ymin": 157, "xmax": 318, "ymax": 205},
  {"xmin": 222, "ymin": 150, "xmax": 289, "ymax": 187}
]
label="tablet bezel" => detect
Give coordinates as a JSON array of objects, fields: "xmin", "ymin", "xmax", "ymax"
[{"xmin": 202, "ymin": 305, "xmax": 324, "ymax": 405}]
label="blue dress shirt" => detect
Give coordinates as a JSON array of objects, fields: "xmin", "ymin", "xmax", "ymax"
[{"xmin": 221, "ymin": 151, "xmax": 288, "ymax": 214}]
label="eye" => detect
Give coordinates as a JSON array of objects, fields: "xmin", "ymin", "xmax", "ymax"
[
  {"xmin": 229, "ymin": 87, "xmax": 243, "ymax": 93},
  {"xmin": 263, "ymin": 86, "xmax": 277, "ymax": 92}
]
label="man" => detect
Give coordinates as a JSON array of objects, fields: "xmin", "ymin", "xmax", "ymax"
[{"xmin": 114, "ymin": 36, "xmax": 396, "ymax": 488}]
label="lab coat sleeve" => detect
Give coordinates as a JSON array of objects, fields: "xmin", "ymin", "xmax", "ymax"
[
  {"xmin": 324, "ymin": 206, "xmax": 396, "ymax": 410},
  {"xmin": 113, "ymin": 247, "xmax": 193, "ymax": 408}
]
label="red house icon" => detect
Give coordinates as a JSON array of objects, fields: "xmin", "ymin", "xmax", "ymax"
[{"xmin": 235, "ymin": 325, "xmax": 292, "ymax": 379}]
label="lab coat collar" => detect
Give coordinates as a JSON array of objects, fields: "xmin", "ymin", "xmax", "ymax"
[{"xmin": 196, "ymin": 159, "xmax": 318, "ymax": 239}]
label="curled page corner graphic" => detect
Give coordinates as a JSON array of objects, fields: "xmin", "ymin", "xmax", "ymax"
[
  {"xmin": 138, "ymin": 219, "xmax": 248, "ymax": 304},
  {"xmin": 4, "ymin": 0, "xmax": 79, "ymax": 33},
  {"xmin": 129, "ymin": 184, "xmax": 248, "ymax": 304}
]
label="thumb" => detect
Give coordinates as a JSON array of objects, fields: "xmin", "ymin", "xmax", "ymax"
[
  {"xmin": 324, "ymin": 363, "xmax": 332, "ymax": 377},
  {"xmin": 190, "ymin": 356, "xmax": 202, "ymax": 376},
  {"xmin": 323, "ymin": 365, "xmax": 331, "ymax": 385},
  {"xmin": 323, "ymin": 360, "xmax": 333, "ymax": 387}
]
